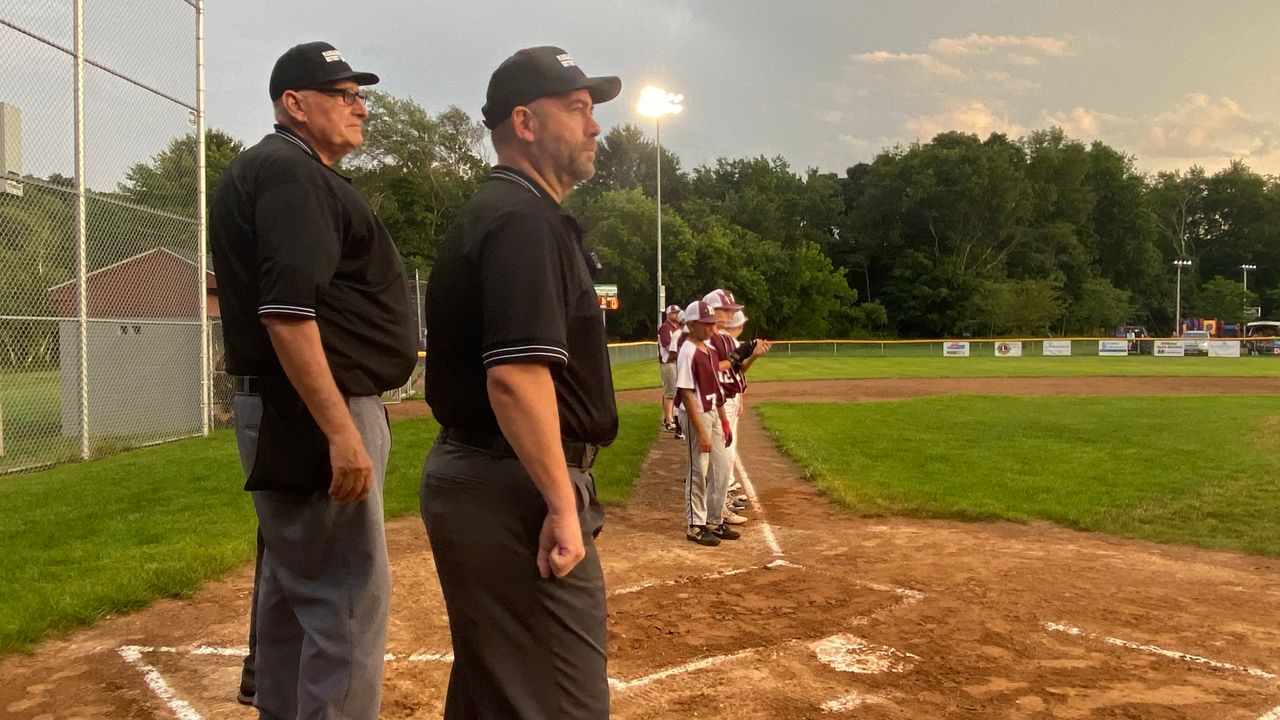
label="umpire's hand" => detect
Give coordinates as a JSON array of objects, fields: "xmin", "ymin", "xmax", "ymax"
[
  {"xmin": 539, "ymin": 510, "xmax": 585, "ymax": 578},
  {"xmin": 329, "ymin": 430, "xmax": 374, "ymax": 503}
]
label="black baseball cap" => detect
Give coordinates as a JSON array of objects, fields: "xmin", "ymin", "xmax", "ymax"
[
  {"xmin": 269, "ymin": 41, "xmax": 380, "ymax": 101},
  {"xmin": 482, "ymin": 46, "xmax": 621, "ymax": 130}
]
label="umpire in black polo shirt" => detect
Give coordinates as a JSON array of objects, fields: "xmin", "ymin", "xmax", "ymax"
[
  {"xmin": 421, "ymin": 46, "xmax": 621, "ymax": 719},
  {"xmin": 209, "ymin": 42, "xmax": 415, "ymax": 719}
]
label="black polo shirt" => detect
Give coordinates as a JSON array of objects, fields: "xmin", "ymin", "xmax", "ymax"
[
  {"xmin": 425, "ymin": 165, "xmax": 618, "ymax": 445},
  {"xmin": 210, "ymin": 125, "xmax": 416, "ymax": 396}
]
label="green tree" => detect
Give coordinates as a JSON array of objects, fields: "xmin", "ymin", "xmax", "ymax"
[
  {"xmin": 1196, "ymin": 276, "xmax": 1257, "ymax": 324},
  {"xmin": 117, "ymin": 129, "xmax": 244, "ymax": 217},
  {"xmin": 346, "ymin": 91, "xmax": 489, "ymax": 271},
  {"xmin": 1063, "ymin": 277, "xmax": 1131, "ymax": 335},
  {"xmin": 968, "ymin": 277, "xmax": 1065, "ymax": 336}
]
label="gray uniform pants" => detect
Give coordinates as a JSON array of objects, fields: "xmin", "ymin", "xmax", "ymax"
[
  {"xmin": 234, "ymin": 393, "xmax": 392, "ymax": 720},
  {"xmin": 678, "ymin": 406, "xmax": 731, "ymax": 527},
  {"xmin": 420, "ymin": 435, "xmax": 609, "ymax": 720}
]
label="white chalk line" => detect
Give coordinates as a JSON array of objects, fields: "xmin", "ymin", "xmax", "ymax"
[
  {"xmin": 609, "ymin": 558, "xmax": 803, "ymax": 597},
  {"xmin": 1044, "ymin": 623, "xmax": 1277, "ymax": 680},
  {"xmin": 735, "ymin": 454, "xmax": 784, "ymax": 556},
  {"xmin": 123, "ymin": 644, "xmax": 453, "ymax": 664},
  {"xmin": 609, "ymin": 647, "xmax": 762, "ymax": 691},
  {"xmin": 117, "ymin": 646, "xmax": 206, "ymax": 720}
]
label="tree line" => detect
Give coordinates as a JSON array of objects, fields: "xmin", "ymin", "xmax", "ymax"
[{"xmin": 5, "ymin": 89, "xmax": 1279, "ymax": 363}]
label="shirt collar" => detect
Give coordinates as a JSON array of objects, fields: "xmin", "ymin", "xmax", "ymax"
[
  {"xmin": 489, "ymin": 165, "xmax": 561, "ymax": 208},
  {"xmin": 273, "ymin": 124, "xmax": 318, "ymax": 158}
]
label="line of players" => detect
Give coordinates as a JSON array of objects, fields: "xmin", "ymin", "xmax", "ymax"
[{"xmin": 657, "ymin": 289, "xmax": 772, "ymax": 546}]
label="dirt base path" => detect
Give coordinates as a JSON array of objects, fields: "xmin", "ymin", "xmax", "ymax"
[{"xmin": 5, "ymin": 397, "xmax": 1280, "ymax": 718}]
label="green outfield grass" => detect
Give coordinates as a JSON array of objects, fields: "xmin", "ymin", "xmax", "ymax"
[
  {"xmin": 612, "ymin": 356, "xmax": 1280, "ymax": 391},
  {"xmin": 756, "ymin": 396, "xmax": 1280, "ymax": 556},
  {"xmin": 0, "ymin": 405, "xmax": 653, "ymax": 654}
]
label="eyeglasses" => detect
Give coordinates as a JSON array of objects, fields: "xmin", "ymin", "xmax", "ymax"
[{"xmin": 304, "ymin": 88, "xmax": 369, "ymax": 105}]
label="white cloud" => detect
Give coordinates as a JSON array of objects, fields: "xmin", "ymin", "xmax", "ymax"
[
  {"xmin": 851, "ymin": 51, "xmax": 967, "ymax": 79},
  {"xmin": 903, "ymin": 100, "xmax": 1027, "ymax": 140},
  {"xmin": 929, "ymin": 33, "xmax": 1072, "ymax": 58},
  {"xmin": 837, "ymin": 134, "xmax": 871, "ymax": 153},
  {"xmin": 816, "ymin": 109, "xmax": 847, "ymax": 125},
  {"xmin": 983, "ymin": 71, "xmax": 1040, "ymax": 95},
  {"xmin": 1037, "ymin": 94, "xmax": 1280, "ymax": 172}
]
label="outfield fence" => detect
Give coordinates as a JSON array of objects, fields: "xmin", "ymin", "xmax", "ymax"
[{"xmin": 0, "ymin": 0, "xmax": 210, "ymax": 473}]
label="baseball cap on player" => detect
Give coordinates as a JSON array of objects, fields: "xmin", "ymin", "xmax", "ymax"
[
  {"xmin": 727, "ymin": 310, "xmax": 749, "ymax": 328},
  {"xmin": 665, "ymin": 304, "xmax": 682, "ymax": 315},
  {"xmin": 482, "ymin": 46, "xmax": 622, "ymax": 130},
  {"xmin": 702, "ymin": 288, "xmax": 743, "ymax": 311},
  {"xmin": 683, "ymin": 300, "xmax": 718, "ymax": 324},
  {"xmin": 269, "ymin": 42, "xmax": 380, "ymax": 100}
]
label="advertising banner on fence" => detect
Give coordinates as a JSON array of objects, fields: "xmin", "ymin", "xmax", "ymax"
[
  {"xmin": 1098, "ymin": 340, "xmax": 1130, "ymax": 357},
  {"xmin": 1043, "ymin": 340, "xmax": 1072, "ymax": 356},
  {"xmin": 1208, "ymin": 340, "xmax": 1241, "ymax": 358},
  {"xmin": 994, "ymin": 341, "xmax": 1022, "ymax": 357},
  {"xmin": 1154, "ymin": 340, "xmax": 1185, "ymax": 357},
  {"xmin": 943, "ymin": 341, "xmax": 970, "ymax": 357}
]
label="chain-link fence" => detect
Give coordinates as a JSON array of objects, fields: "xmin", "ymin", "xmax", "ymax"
[{"xmin": 0, "ymin": 1, "xmax": 207, "ymax": 472}]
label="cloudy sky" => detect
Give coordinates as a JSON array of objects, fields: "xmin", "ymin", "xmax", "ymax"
[{"xmin": 4, "ymin": 0, "xmax": 1279, "ymax": 187}]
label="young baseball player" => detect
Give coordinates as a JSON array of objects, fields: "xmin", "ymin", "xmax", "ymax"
[
  {"xmin": 702, "ymin": 289, "xmax": 751, "ymax": 523},
  {"xmin": 722, "ymin": 309, "xmax": 768, "ymax": 511},
  {"xmin": 675, "ymin": 300, "xmax": 739, "ymax": 546},
  {"xmin": 657, "ymin": 304, "xmax": 683, "ymax": 433},
  {"xmin": 673, "ymin": 312, "xmax": 689, "ymax": 440}
]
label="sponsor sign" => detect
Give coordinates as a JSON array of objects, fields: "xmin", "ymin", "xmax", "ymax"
[
  {"xmin": 1208, "ymin": 340, "xmax": 1241, "ymax": 358},
  {"xmin": 994, "ymin": 341, "xmax": 1022, "ymax": 357},
  {"xmin": 1098, "ymin": 340, "xmax": 1129, "ymax": 357},
  {"xmin": 1042, "ymin": 340, "xmax": 1072, "ymax": 357},
  {"xmin": 1154, "ymin": 340, "xmax": 1185, "ymax": 357},
  {"xmin": 943, "ymin": 341, "xmax": 970, "ymax": 357}
]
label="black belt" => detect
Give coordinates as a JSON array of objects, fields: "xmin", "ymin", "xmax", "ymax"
[
  {"xmin": 231, "ymin": 375, "xmax": 264, "ymax": 395},
  {"xmin": 441, "ymin": 427, "xmax": 600, "ymax": 470}
]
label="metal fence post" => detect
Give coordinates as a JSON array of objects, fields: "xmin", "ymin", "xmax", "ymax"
[
  {"xmin": 73, "ymin": 0, "xmax": 89, "ymax": 460},
  {"xmin": 195, "ymin": 0, "xmax": 209, "ymax": 436}
]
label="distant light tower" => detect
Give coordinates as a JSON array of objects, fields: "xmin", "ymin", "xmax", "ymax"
[
  {"xmin": 1241, "ymin": 263, "xmax": 1257, "ymax": 293},
  {"xmin": 1173, "ymin": 259, "xmax": 1193, "ymax": 335},
  {"xmin": 637, "ymin": 85, "xmax": 683, "ymax": 324}
]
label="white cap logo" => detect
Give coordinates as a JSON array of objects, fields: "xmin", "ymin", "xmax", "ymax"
[
  {"xmin": 556, "ymin": 53, "xmax": 577, "ymax": 68},
  {"xmin": 322, "ymin": 50, "xmax": 345, "ymax": 63}
]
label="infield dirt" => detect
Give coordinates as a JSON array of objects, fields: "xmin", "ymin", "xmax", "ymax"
[{"xmin": 3, "ymin": 377, "xmax": 1279, "ymax": 719}]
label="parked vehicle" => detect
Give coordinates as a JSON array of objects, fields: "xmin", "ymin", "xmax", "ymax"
[
  {"xmin": 1112, "ymin": 325, "xmax": 1151, "ymax": 355},
  {"xmin": 1181, "ymin": 330, "xmax": 1210, "ymax": 356},
  {"xmin": 1245, "ymin": 321, "xmax": 1280, "ymax": 356}
]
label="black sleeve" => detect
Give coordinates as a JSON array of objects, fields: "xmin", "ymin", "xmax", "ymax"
[
  {"xmin": 479, "ymin": 212, "xmax": 569, "ymax": 368},
  {"xmin": 253, "ymin": 161, "xmax": 342, "ymax": 319}
]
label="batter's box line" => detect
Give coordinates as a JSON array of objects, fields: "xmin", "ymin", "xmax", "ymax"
[{"xmin": 1043, "ymin": 622, "xmax": 1277, "ymax": 681}]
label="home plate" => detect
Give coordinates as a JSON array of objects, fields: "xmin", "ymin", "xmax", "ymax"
[{"xmin": 812, "ymin": 634, "xmax": 919, "ymax": 674}]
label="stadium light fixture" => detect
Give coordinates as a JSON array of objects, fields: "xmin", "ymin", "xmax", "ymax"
[
  {"xmin": 1241, "ymin": 263, "xmax": 1257, "ymax": 293},
  {"xmin": 637, "ymin": 86, "xmax": 683, "ymax": 324}
]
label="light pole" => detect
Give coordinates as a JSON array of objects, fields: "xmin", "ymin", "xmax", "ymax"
[
  {"xmin": 637, "ymin": 86, "xmax": 683, "ymax": 324},
  {"xmin": 1241, "ymin": 263, "xmax": 1256, "ymax": 293},
  {"xmin": 1173, "ymin": 259, "xmax": 1192, "ymax": 335}
]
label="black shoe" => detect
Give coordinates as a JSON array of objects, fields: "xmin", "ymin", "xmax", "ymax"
[
  {"xmin": 662, "ymin": 420, "xmax": 676, "ymax": 433},
  {"xmin": 687, "ymin": 525, "xmax": 721, "ymax": 546},
  {"xmin": 709, "ymin": 523, "xmax": 741, "ymax": 541},
  {"xmin": 673, "ymin": 429, "xmax": 684, "ymax": 440},
  {"xmin": 237, "ymin": 690, "xmax": 255, "ymax": 706}
]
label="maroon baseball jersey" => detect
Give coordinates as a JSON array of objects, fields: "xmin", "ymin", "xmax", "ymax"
[
  {"xmin": 657, "ymin": 321, "xmax": 678, "ymax": 363},
  {"xmin": 709, "ymin": 331, "xmax": 743, "ymax": 397},
  {"xmin": 674, "ymin": 340, "xmax": 723, "ymax": 413}
]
